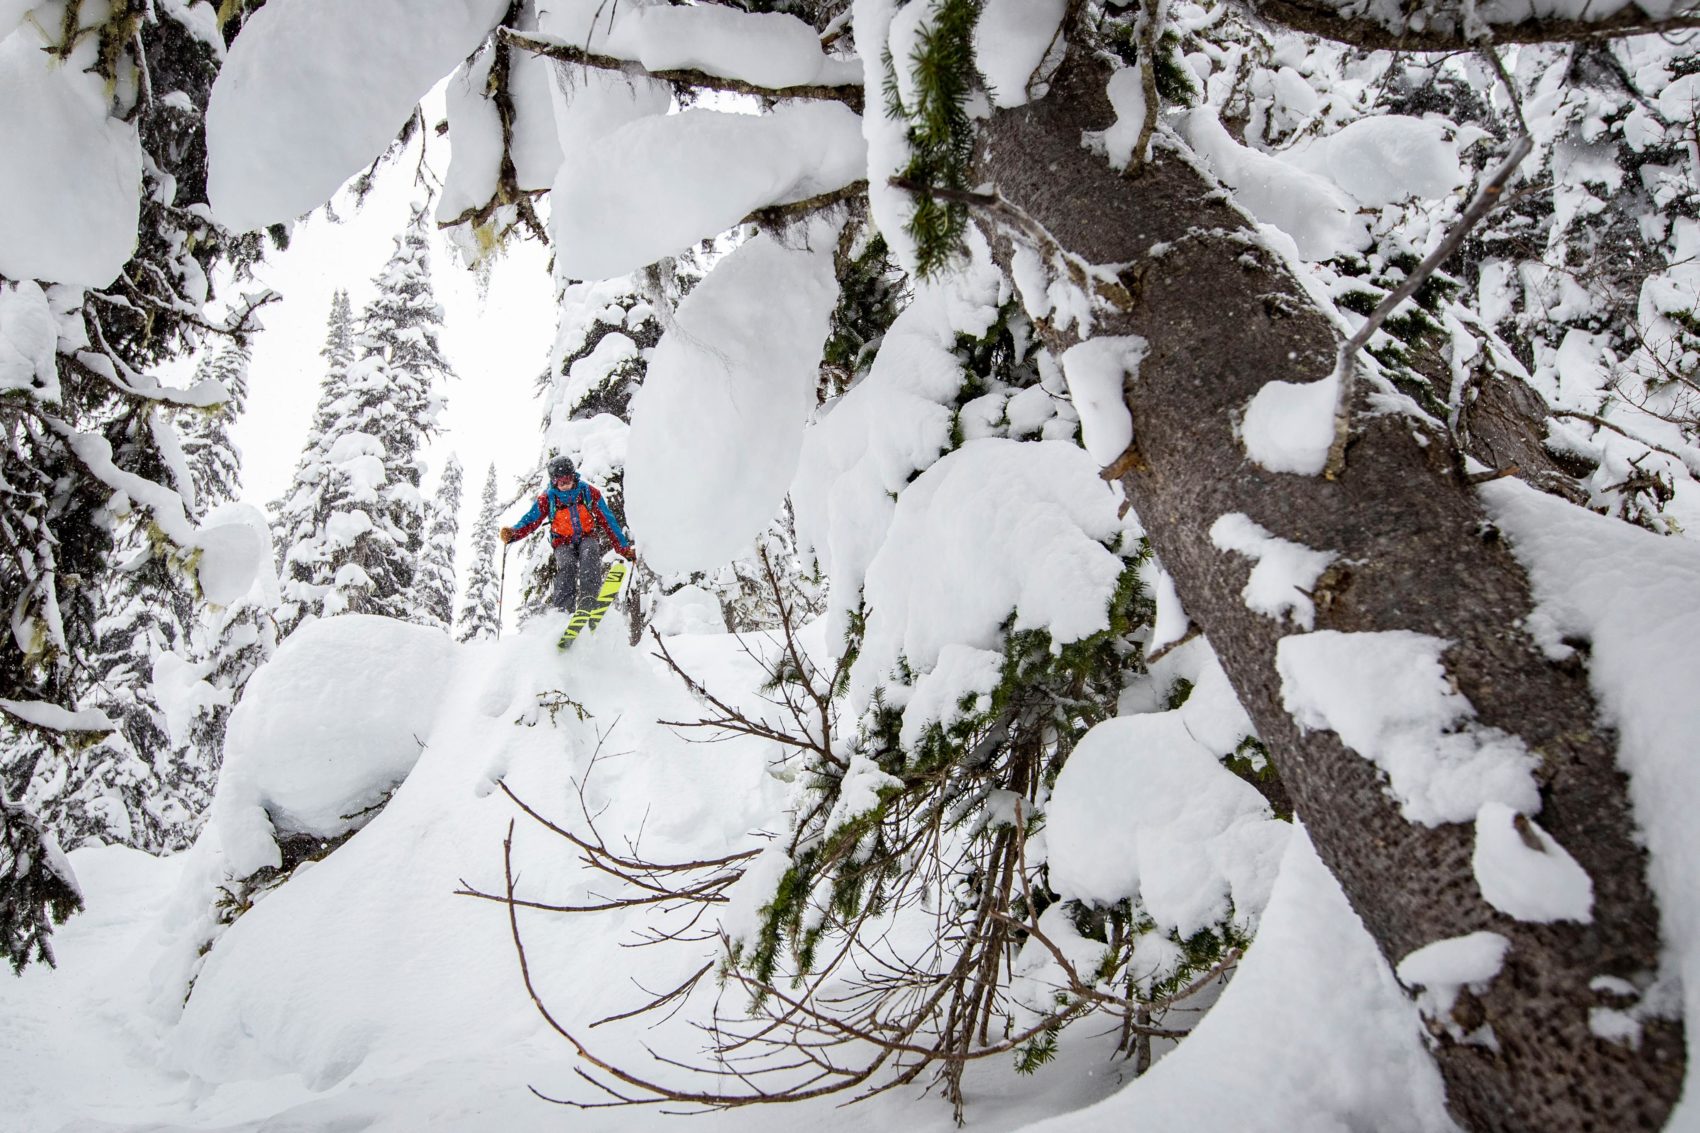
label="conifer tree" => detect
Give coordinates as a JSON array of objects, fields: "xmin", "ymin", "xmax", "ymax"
[
  {"xmin": 179, "ymin": 343, "xmax": 252, "ymax": 515},
  {"xmin": 456, "ymin": 463, "xmax": 505, "ymax": 642},
  {"xmin": 414, "ymin": 454, "xmax": 463, "ymax": 629},
  {"xmin": 184, "ymin": 595, "xmax": 276, "ymax": 803},
  {"xmin": 274, "ymin": 290, "xmax": 358, "ymax": 634},
  {"xmin": 179, "ymin": 338, "xmax": 274, "ymax": 809},
  {"xmin": 12, "ymin": 403, "xmax": 213, "ymax": 853},
  {"xmin": 0, "ymin": 3, "xmax": 268, "ymax": 967},
  {"xmin": 319, "ymin": 202, "xmax": 451, "ymax": 620},
  {"xmin": 32, "ymin": 528, "xmax": 198, "ymax": 852},
  {"xmin": 274, "ymin": 206, "xmax": 452, "ymax": 629}
]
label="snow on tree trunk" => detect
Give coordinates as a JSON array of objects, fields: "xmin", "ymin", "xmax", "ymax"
[{"xmin": 974, "ymin": 46, "xmax": 1680, "ymax": 1130}]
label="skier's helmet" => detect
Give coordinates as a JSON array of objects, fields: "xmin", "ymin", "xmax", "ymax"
[{"xmin": 549, "ymin": 456, "xmax": 576, "ymax": 482}]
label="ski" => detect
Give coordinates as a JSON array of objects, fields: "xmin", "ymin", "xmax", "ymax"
[{"xmin": 557, "ymin": 560, "xmax": 629, "ymax": 650}]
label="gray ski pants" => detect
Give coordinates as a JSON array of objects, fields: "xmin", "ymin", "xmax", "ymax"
[{"xmin": 551, "ymin": 538, "xmax": 604, "ymax": 612}]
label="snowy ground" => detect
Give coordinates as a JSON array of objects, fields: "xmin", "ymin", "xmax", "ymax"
[{"xmin": 5, "ymin": 613, "xmax": 1453, "ymax": 1133}]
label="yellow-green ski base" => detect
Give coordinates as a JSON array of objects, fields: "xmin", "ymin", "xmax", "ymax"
[{"xmin": 558, "ymin": 560, "xmax": 629, "ymax": 650}]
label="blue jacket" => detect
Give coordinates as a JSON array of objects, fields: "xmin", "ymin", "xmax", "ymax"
[{"xmin": 511, "ymin": 480, "xmax": 631, "ymax": 550}]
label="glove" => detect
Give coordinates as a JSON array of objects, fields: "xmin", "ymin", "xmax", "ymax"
[
  {"xmin": 619, "ymin": 544, "xmax": 636, "ymax": 561},
  {"xmin": 499, "ymin": 526, "xmax": 515, "ymax": 544}
]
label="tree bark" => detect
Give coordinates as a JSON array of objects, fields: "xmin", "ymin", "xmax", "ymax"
[{"xmin": 973, "ymin": 50, "xmax": 1684, "ymax": 1132}]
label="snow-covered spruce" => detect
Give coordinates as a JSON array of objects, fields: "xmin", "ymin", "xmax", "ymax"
[
  {"xmin": 456, "ymin": 463, "xmax": 506, "ymax": 643},
  {"xmin": 414, "ymin": 454, "xmax": 464, "ymax": 631},
  {"xmin": 274, "ymin": 207, "xmax": 452, "ymax": 632}
]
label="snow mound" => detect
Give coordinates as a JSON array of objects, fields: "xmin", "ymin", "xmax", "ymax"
[
  {"xmin": 1024, "ymin": 831, "xmax": 1453, "ymax": 1133},
  {"xmin": 0, "ymin": 280, "xmax": 60, "ymax": 397},
  {"xmin": 190, "ymin": 515, "xmax": 268, "ymax": 607},
  {"xmin": 545, "ymin": 412, "xmax": 630, "ymax": 489},
  {"xmin": 618, "ymin": 4, "xmax": 858, "ymax": 88},
  {"xmin": 1060, "ymin": 335, "xmax": 1144, "ymax": 466},
  {"xmin": 553, "ymin": 102, "xmax": 866, "ymax": 281},
  {"xmin": 1105, "ymin": 65, "xmax": 1150, "ymax": 170},
  {"xmin": 651, "ymin": 585, "xmax": 729, "ymax": 636},
  {"xmin": 209, "ymin": 615, "xmax": 458, "ymax": 878},
  {"xmin": 0, "ymin": 26, "xmax": 142, "ymax": 287},
  {"xmin": 437, "ymin": 39, "xmax": 561, "ymax": 243},
  {"xmin": 0, "ymin": 697, "xmax": 114, "ymax": 734},
  {"xmin": 537, "ymin": 0, "xmax": 858, "ymax": 89},
  {"xmin": 625, "ymin": 222, "xmax": 841, "ymax": 575},
  {"xmin": 974, "ymin": 0, "xmax": 1066, "ymax": 109},
  {"xmin": 1208, "ymin": 512, "xmax": 1336, "ymax": 629},
  {"xmin": 151, "ymin": 652, "xmax": 220, "ymax": 748},
  {"xmin": 1396, "ymin": 931, "xmax": 1509, "ymax": 1046},
  {"xmin": 898, "ymin": 643, "xmax": 1005, "ymax": 750},
  {"xmin": 1046, "ymin": 712, "xmax": 1289, "ymax": 936},
  {"xmin": 1277, "ymin": 629, "xmax": 1541, "ymax": 826},
  {"xmin": 858, "ymin": 0, "xmax": 920, "ymax": 274},
  {"xmin": 207, "ymin": 0, "xmax": 507, "ymax": 230},
  {"xmin": 850, "ymin": 439, "xmax": 1130, "ymax": 710}
]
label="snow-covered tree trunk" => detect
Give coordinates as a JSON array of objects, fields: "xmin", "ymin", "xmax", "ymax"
[{"xmin": 974, "ymin": 45, "xmax": 1680, "ymax": 1130}]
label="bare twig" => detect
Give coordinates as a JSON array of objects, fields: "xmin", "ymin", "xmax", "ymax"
[{"xmin": 1552, "ymin": 410, "xmax": 1700, "ymax": 477}]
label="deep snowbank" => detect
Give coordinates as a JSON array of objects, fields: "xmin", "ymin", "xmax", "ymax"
[{"xmin": 4, "ymin": 613, "xmax": 1457, "ymax": 1133}]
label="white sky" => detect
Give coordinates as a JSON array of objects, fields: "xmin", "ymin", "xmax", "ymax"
[{"xmin": 199, "ymin": 102, "xmax": 559, "ymax": 619}]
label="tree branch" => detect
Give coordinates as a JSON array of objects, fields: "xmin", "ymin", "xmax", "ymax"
[
  {"xmin": 1244, "ymin": 0, "xmax": 1700, "ymax": 51},
  {"xmin": 742, "ymin": 182, "xmax": 869, "ymax": 231},
  {"xmin": 497, "ymin": 28, "xmax": 864, "ymax": 112},
  {"xmin": 1325, "ymin": 129, "xmax": 1533, "ymax": 479}
]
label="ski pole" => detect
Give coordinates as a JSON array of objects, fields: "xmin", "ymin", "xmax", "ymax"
[{"xmin": 496, "ymin": 541, "xmax": 508, "ymax": 641}]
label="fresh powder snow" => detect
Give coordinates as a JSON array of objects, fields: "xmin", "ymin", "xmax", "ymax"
[
  {"xmin": 1060, "ymin": 335, "xmax": 1145, "ymax": 466},
  {"xmin": 552, "ymin": 103, "xmax": 866, "ymax": 281},
  {"xmin": 206, "ymin": 0, "xmax": 509, "ymax": 231},
  {"xmin": 0, "ymin": 24, "xmax": 142, "ymax": 288},
  {"xmin": 1208, "ymin": 512, "xmax": 1337, "ymax": 630},
  {"xmin": 624, "ymin": 221, "xmax": 841, "ymax": 575},
  {"xmin": 1276, "ymin": 629, "xmax": 1542, "ymax": 826},
  {"xmin": 1471, "ymin": 801, "xmax": 1594, "ymax": 924}
]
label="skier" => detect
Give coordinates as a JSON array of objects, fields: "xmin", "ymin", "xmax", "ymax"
[{"xmin": 500, "ymin": 456, "xmax": 635, "ymax": 615}]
